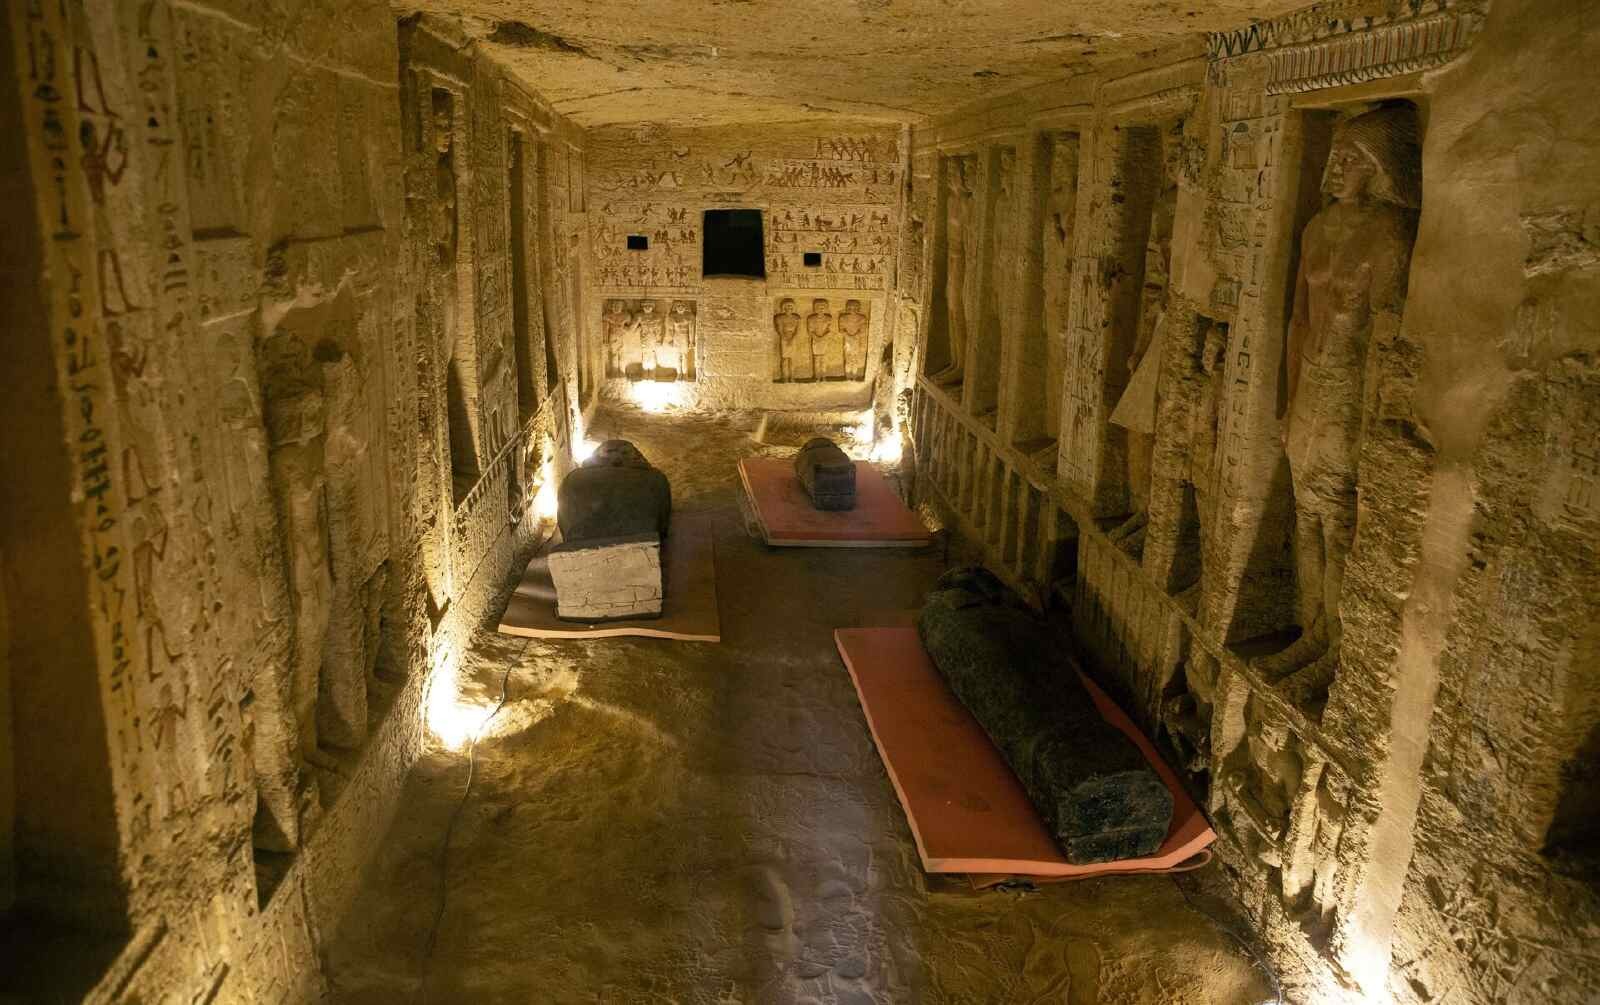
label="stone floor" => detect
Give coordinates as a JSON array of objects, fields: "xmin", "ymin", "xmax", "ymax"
[{"xmin": 325, "ymin": 405, "xmax": 1275, "ymax": 1004}]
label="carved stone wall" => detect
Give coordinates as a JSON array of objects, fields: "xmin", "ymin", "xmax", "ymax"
[
  {"xmin": 585, "ymin": 122, "xmax": 900, "ymax": 410},
  {"xmin": 900, "ymin": 1, "xmax": 1600, "ymax": 1002},
  {"xmin": 0, "ymin": 6, "xmax": 581, "ymax": 1001}
]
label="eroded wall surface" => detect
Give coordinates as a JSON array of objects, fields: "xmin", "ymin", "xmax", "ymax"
[
  {"xmin": 1, "ymin": 4, "xmax": 582, "ymax": 1000},
  {"xmin": 584, "ymin": 122, "xmax": 902, "ymax": 411},
  {"xmin": 897, "ymin": 1, "xmax": 1600, "ymax": 1002}
]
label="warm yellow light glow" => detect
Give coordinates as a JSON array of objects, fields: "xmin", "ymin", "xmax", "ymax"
[
  {"xmin": 870, "ymin": 430, "xmax": 904, "ymax": 464},
  {"xmin": 533, "ymin": 475, "xmax": 559, "ymax": 521},
  {"xmin": 629, "ymin": 380, "xmax": 687, "ymax": 413},
  {"xmin": 425, "ymin": 646, "xmax": 474, "ymax": 752},
  {"xmin": 851, "ymin": 410, "xmax": 875, "ymax": 446},
  {"xmin": 574, "ymin": 438, "xmax": 600, "ymax": 463}
]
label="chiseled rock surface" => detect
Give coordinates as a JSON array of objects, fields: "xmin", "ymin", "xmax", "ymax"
[
  {"xmin": 548, "ymin": 534, "xmax": 665, "ymax": 621},
  {"xmin": 917, "ymin": 566, "xmax": 1173, "ymax": 864}
]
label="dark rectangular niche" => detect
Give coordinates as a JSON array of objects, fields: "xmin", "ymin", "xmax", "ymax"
[
  {"xmin": 627, "ymin": 234, "xmax": 649, "ymax": 251},
  {"xmin": 803, "ymin": 251, "xmax": 822, "ymax": 268},
  {"xmin": 702, "ymin": 208, "xmax": 766, "ymax": 279}
]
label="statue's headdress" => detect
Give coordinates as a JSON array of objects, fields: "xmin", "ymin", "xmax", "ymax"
[{"xmin": 1328, "ymin": 106, "xmax": 1423, "ymax": 209}]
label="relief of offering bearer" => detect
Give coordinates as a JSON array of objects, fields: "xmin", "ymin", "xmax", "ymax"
[
  {"xmin": 930, "ymin": 156, "xmax": 974, "ymax": 386},
  {"xmin": 808, "ymin": 298, "xmax": 841, "ymax": 380},
  {"xmin": 667, "ymin": 300, "xmax": 695, "ymax": 380},
  {"xmin": 1253, "ymin": 106, "xmax": 1422, "ymax": 703},
  {"xmin": 838, "ymin": 299, "xmax": 869, "ymax": 380},
  {"xmin": 602, "ymin": 299, "xmax": 632, "ymax": 378},
  {"xmin": 774, "ymin": 297, "xmax": 810, "ymax": 382}
]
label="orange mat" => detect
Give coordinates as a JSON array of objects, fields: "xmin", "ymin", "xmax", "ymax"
[
  {"xmin": 497, "ymin": 517, "xmax": 720, "ymax": 642},
  {"xmin": 738, "ymin": 458, "xmax": 931, "ymax": 548},
  {"xmin": 834, "ymin": 627, "xmax": 1215, "ymax": 880}
]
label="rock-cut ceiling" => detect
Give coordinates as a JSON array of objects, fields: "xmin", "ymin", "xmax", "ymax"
[{"xmin": 396, "ymin": 0, "xmax": 1311, "ymax": 127}]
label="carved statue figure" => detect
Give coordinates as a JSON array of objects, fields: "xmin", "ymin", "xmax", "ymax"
[
  {"xmin": 431, "ymin": 91, "xmax": 456, "ymax": 266},
  {"xmin": 1256, "ymin": 106, "xmax": 1422, "ymax": 697},
  {"xmin": 257, "ymin": 328, "xmax": 337, "ymax": 845},
  {"xmin": 556, "ymin": 439, "xmax": 672, "ymax": 543},
  {"xmin": 774, "ymin": 297, "xmax": 808, "ymax": 381},
  {"xmin": 667, "ymin": 300, "xmax": 695, "ymax": 380},
  {"xmin": 1108, "ymin": 123, "xmax": 1182, "ymax": 549},
  {"xmin": 601, "ymin": 299, "xmax": 631, "ymax": 377},
  {"xmin": 1190, "ymin": 319, "xmax": 1230, "ymax": 594},
  {"xmin": 807, "ymin": 298, "xmax": 838, "ymax": 379},
  {"xmin": 1045, "ymin": 134, "xmax": 1080, "ymax": 441},
  {"xmin": 631, "ymin": 299, "xmax": 668, "ymax": 376},
  {"xmin": 838, "ymin": 299, "xmax": 869, "ymax": 380},
  {"xmin": 794, "ymin": 437, "xmax": 856, "ymax": 511},
  {"xmin": 930, "ymin": 156, "xmax": 973, "ymax": 386}
]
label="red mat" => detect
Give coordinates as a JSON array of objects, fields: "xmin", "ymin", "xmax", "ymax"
[
  {"xmin": 738, "ymin": 458, "xmax": 931, "ymax": 548},
  {"xmin": 834, "ymin": 627, "xmax": 1215, "ymax": 879}
]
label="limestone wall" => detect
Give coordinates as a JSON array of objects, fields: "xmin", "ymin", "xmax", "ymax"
[
  {"xmin": 0, "ymin": 4, "xmax": 582, "ymax": 1000},
  {"xmin": 897, "ymin": 0, "xmax": 1600, "ymax": 1001},
  {"xmin": 583, "ymin": 122, "xmax": 902, "ymax": 411}
]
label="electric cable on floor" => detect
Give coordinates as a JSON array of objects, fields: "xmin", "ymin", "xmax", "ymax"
[
  {"xmin": 412, "ymin": 663, "xmax": 515, "ymax": 1004},
  {"xmin": 1169, "ymin": 873, "xmax": 1284, "ymax": 1004}
]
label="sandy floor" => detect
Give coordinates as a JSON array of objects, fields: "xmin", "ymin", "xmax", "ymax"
[{"xmin": 325, "ymin": 406, "xmax": 1273, "ymax": 1004}]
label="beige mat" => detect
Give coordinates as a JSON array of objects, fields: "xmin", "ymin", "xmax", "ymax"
[{"xmin": 498, "ymin": 516, "xmax": 721, "ymax": 642}]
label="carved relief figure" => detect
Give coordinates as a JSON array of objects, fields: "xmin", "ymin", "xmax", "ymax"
[
  {"xmin": 931, "ymin": 156, "xmax": 973, "ymax": 386},
  {"xmin": 774, "ymin": 297, "xmax": 809, "ymax": 381},
  {"xmin": 602, "ymin": 299, "xmax": 631, "ymax": 377},
  {"xmin": 631, "ymin": 299, "xmax": 668, "ymax": 376},
  {"xmin": 838, "ymin": 299, "xmax": 868, "ymax": 380},
  {"xmin": 667, "ymin": 300, "xmax": 695, "ymax": 380},
  {"xmin": 1191, "ymin": 320, "xmax": 1230, "ymax": 582},
  {"xmin": 1255, "ymin": 106, "xmax": 1422, "ymax": 700},
  {"xmin": 1044, "ymin": 134, "xmax": 1080, "ymax": 442},
  {"xmin": 808, "ymin": 298, "xmax": 839, "ymax": 379},
  {"xmin": 431, "ymin": 90, "xmax": 457, "ymax": 265},
  {"xmin": 258, "ymin": 328, "xmax": 336, "ymax": 786},
  {"xmin": 1108, "ymin": 123, "xmax": 1181, "ymax": 549}
]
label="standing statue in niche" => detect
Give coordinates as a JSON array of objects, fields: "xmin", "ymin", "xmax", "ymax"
[
  {"xmin": 1044, "ymin": 134, "xmax": 1080, "ymax": 442},
  {"xmin": 838, "ymin": 299, "xmax": 869, "ymax": 380},
  {"xmin": 1190, "ymin": 320, "xmax": 1230, "ymax": 592},
  {"xmin": 602, "ymin": 299, "xmax": 631, "ymax": 378},
  {"xmin": 431, "ymin": 91, "xmax": 457, "ymax": 266},
  {"xmin": 667, "ymin": 300, "xmax": 696, "ymax": 381},
  {"xmin": 257, "ymin": 326, "xmax": 341, "ymax": 839},
  {"xmin": 1254, "ymin": 106, "xmax": 1422, "ymax": 699},
  {"xmin": 930, "ymin": 157, "xmax": 973, "ymax": 386},
  {"xmin": 1108, "ymin": 123, "xmax": 1182, "ymax": 550},
  {"xmin": 807, "ymin": 298, "xmax": 839, "ymax": 379},
  {"xmin": 774, "ymin": 297, "xmax": 809, "ymax": 382}
]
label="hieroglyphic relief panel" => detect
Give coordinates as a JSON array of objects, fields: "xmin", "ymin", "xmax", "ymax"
[
  {"xmin": 587, "ymin": 123, "xmax": 899, "ymax": 207},
  {"xmin": 591, "ymin": 202, "xmax": 700, "ymax": 292},
  {"xmin": 766, "ymin": 205, "xmax": 894, "ymax": 291}
]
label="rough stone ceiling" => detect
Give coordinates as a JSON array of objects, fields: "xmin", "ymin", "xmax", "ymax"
[{"xmin": 397, "ymin": 1, "xmax": 1308, "ymax": 128}]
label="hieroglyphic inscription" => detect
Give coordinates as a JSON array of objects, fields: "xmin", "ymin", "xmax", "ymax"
[
  {"xmin": 591, "ymin": 202, "xmax": 699, "ymax": 291},
  {"xmin": 765, "ymin": 205, "xmax": 893, "ymax": 291}
]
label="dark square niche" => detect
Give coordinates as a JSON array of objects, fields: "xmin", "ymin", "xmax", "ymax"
[
  {"xmin": 803, "ymin": 251, "xmax": 822, "ymax": 268},
  {"xmin": 627, "ymin": 234, "xmax": 649, "ymax": 251},
  {"xmin": 702, "ymin": 208, "xmax": 766, "ymax": 279}
]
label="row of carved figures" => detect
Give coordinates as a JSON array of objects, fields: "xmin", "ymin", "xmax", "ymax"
[
  {"xmin": 774, "ymin": 297, "xmax": 871, "ymax": 382},
  {"xmin": 601, "ymin": 299, "xmax": 698, "ymax": 382}
]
